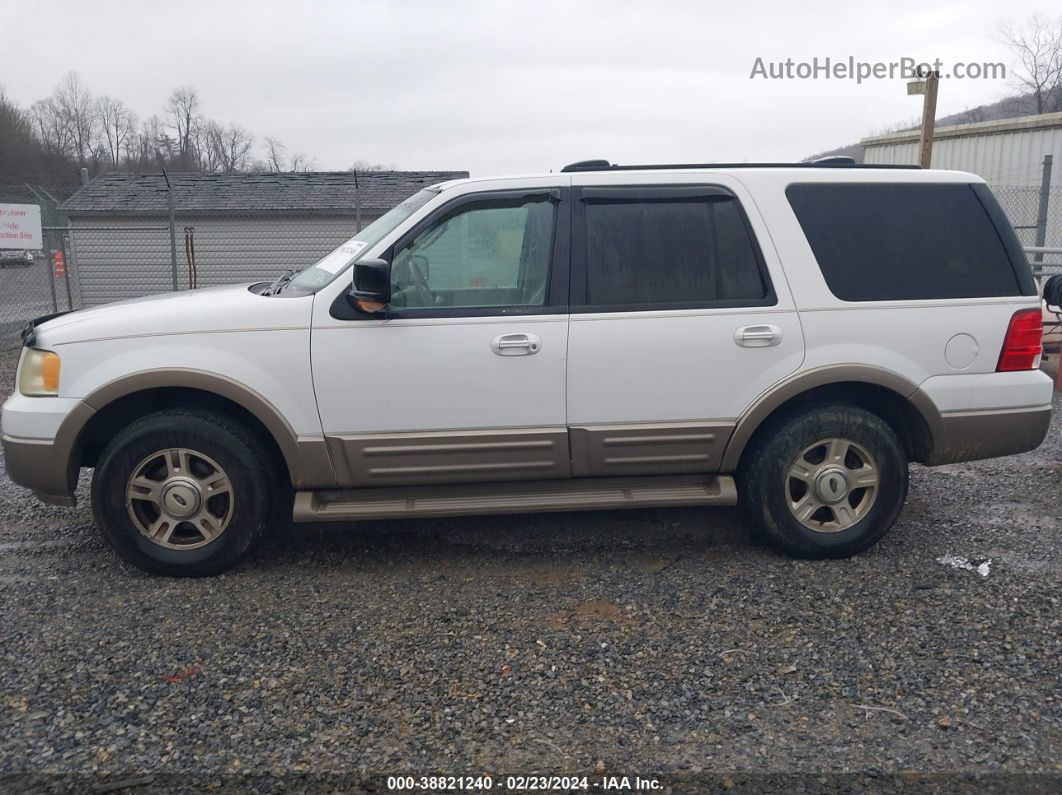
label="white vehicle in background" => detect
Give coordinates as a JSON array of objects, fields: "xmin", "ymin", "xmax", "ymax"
[
  {"xmin": 2, "ymin": 160, "xmax": 1053, "ymax": 576},
  {"xmin": 0, "ymin": 249, "xmax": 34, "ymax": 268}
]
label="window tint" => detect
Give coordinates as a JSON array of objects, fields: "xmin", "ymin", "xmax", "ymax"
[
  {"xmin": 786, "ymin": 183, "xmax": 1027, "ymax": 301},
  {"xmin": 583, "ymin": 195, "xmax": 770, "ymax": 307},
  {"xmin": 391, "ymin": 196, "xmax": 554, "ymax": 309}
]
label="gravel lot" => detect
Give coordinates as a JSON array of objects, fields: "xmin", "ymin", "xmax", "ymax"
[{"xmin": 0, "ymin": 350, "xmax": 1059, "ymax": 793}]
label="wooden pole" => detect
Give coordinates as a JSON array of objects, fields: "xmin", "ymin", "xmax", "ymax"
[{"xmin": 917, "ymin": 71, "xmax": 939, "ymax": 169}]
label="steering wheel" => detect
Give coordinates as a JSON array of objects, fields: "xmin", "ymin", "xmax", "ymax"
[
  {"xmin": 407, "ymin": 255, "xmax": 435, "ymax": 306},
  {"xmin": 391, "ymin": 253, "xmax": 434, "ymax": 308}
]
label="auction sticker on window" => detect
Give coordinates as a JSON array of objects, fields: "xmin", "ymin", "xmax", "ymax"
[
  {"xmin": 0, "ymin": 203, "xmax": 43, "ymax": 250},
  {"xmin": 315, "ymin": 239, "xmax": 367, "ymax": 274}
]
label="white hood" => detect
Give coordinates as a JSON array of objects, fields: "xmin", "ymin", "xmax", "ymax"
[{"xmin": 36, "ymin": 284, "xmax": 314, "ymax": 346}]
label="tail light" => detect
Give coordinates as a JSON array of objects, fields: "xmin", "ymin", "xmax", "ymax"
[{"xmin": 996, "ymin": 308, "xmax": 1043, "ymax": 372}]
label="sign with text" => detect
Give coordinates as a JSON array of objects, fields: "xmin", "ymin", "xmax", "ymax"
[{"xmin": 0, "ymin": 203, "xmax": 43, "ymax": 250}]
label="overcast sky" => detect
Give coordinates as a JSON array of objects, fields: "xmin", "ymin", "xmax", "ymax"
[{"xmin": 3, "ymin": 0, "xmax": 1054, "ymax": 176}]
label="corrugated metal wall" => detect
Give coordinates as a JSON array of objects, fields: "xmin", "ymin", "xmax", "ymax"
[
  {"xmin": 68, "ymin": 215, "xmax": 377, "ymax": 307},
  {"xmin": 864, "ymin": 126, "xmax": 1062, "ymax": 186}
]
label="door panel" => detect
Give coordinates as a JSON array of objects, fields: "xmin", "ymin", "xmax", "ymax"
[
  {"xmin": 567, "ymin": 307, "xmax": 804, "ymax": 425},
  {"xmin": 566, "ymin": 176, "xmax": 804, "ymax": 476},
  {"xmin": 313, "ymin": 316, "xmax": 568, "ymax": 433},
  {"xmin": 311, "ymin": 183, "xmax": 571, "ymax": 488}
]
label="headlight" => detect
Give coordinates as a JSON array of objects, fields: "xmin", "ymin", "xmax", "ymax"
[{"xmin": 18, "ymin": 348, "xmax": 61, "ymax": 396}]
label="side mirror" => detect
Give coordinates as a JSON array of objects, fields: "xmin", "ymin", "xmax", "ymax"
[{"xmin": 349, "ymin": 257, "xmax": 391, "ymax": 314}]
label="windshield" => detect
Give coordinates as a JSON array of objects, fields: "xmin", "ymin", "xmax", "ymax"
[{"xmin": 282, "ymin": 188, "xmax": 439, "ymax": 293}]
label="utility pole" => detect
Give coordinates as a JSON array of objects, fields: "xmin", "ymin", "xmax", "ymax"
[{"xmin": 907, "ymin": 68, "xmax": 939, "ymax": 168}]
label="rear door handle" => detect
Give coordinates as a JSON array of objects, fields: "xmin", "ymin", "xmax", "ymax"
[
  {"xmin": 734, "ymin": 324, "xmax": 782, "ymax": 348},
  {"xmin": 491, "ymin": 332, "xmax": 541, "ymax": 356}
]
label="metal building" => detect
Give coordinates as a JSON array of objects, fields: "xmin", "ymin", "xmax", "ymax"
[
  {"xmin": 862, "ymin": 112, "xmax": 1062, "ymax": 248},
  {"xmin": 59, "ymin": 171, "xmax": 468, "ymax": 306}
]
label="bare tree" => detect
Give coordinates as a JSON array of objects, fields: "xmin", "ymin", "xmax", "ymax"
[
  {"xmin": 96, "ymin": 95, "xmax": 138, "ymax": 166},
  {"xmin": 54, "ymin": 71, "xmax": 98, "ymax": 166},
  {"xmin": 264, "ymin": 136, "xmax": 286, "ymax": 172},
  {"xmin": 998, "ymin": 14, "xmax": 1062, "ymax": 114},
  {"xmin": 28, "ymin": 97, "xmax": 73, "ymax": 161},
  {"xmin": 134, "ymin": 114, "xmax": 172, "ymax": 165},
  {"xmin": 348, "ymin": 159, "xmax": 393, "ymax": 172},
  {"xmin": 288, "ymin": 151, "xmax": 316, "ymax": 172},
  {"xmin": 167, "ymin": 86, "xmax": 202, "ymax": 169},
  {"xmin": 205, "ymin": 122, "xmax": 255, "ymax": 173},
  {"xmin": 10, "ymin": 78, "xmax": 320, "ymax": 178}
]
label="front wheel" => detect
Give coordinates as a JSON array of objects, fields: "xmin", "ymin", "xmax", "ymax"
[
  {"xmin": 92, "ymin": 410, "xmax": 273, "ymax": 576},
  {"xmin": 738, "ymin": 404, "xmax": 909, "ymax": 558}
]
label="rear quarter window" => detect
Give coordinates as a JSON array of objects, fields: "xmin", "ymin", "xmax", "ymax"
[{"xmin": 785, "ymin": 182, "xmax": 1036, "ymax": 301}]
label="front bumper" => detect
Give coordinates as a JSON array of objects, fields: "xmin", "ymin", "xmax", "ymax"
[
  {"xmin": 2, "ymin": 395, "xmax": 93, "ymax": 507},
  {"xmin": 1, "ymin": 434, "xmax": 78, "ymax": 506}
]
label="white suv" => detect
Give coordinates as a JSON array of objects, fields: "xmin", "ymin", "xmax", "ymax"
[{"xmin": 2, "ymin": 161, "xmax": 1053, "ymax": 575}]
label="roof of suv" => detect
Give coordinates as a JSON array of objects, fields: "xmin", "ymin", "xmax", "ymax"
[{"xmin": 434, "ymin": 161, "xmax": 980, "ymax": 193}]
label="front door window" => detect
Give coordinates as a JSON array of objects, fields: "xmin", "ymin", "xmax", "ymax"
[{"xmin": 390, "ymin": 196, "xmax": 554, "ymax": 309}]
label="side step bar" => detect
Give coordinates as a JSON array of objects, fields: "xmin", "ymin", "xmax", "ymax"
[{"xmin": 294, "ymin": 474, "xmax": 737, "ymax": 522}]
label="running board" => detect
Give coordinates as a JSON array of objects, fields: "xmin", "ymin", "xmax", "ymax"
[{"xmin": 293, "ymin": 474, "xmax": 737, "ymax": 522}]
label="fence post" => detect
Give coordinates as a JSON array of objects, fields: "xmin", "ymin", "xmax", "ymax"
[
  {"xmin": 1034, "ymin": 154, "xmax": 1053, "ymax": 264},
  {"xmin": 59, "ymin": 231, "xmax": 74, "ymax": 310},
  {"xmin": 354, "ymin": 169, "xmax": 362, "ymax": 233},
  {"xmin": 162, "ymin": 169, "xmax": 179, "ymax": 290},
  {"xmin": 44, "ymin": 230, "xmax": 59, "ymax": 314}
]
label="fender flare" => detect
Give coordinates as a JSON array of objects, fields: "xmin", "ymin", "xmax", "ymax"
[
  {"xmin": 57, "ymin": 368, "xmax": 334, "ymax": 488},
  {"xmin": 718, "ymin": 364, "xmax": 943, "ymax": 471}
]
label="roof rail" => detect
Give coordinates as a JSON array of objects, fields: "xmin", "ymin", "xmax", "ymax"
[
  {"xmin": 808, "ymin": 155, "xmax": 856, "ymax": 165},
  {"xmin": 560, "ymin": 159, "xmax": 920, "ymax": 173}
]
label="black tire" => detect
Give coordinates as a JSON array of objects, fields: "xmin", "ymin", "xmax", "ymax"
[
  {"xmin": 738, "ymin": 404, "xmax": 908, "ymax": 558},
  {"xmin": 91, "ymin": 410, "xmax": 273, "ymax": 576}
]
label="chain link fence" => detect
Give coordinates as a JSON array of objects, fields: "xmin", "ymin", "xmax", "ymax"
[
  {"xmin": 70, "ymin": 214, "xmax": 360, "ymax": 306},
  {"xmin": 0, "ymin": 183, "xmax": 79, "ymax": 353},
  {"xmin": 0, "ymin": 180, "xmax": 364, "ymax": 353},
  {"xmin": 991, "ymin": 184, "xmax": 1062, "ymax": 247}
]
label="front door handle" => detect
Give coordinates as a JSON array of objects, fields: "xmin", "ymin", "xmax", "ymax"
[
  {"xmin": 491, "ymin": 332, "xmax": 541, "ymax": 356},
  {"xmin": 734, "ymin": 324, "xmax": 782, "ymax": 348}
]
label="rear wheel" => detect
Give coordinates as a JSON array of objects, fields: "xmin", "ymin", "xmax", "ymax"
[
  {"xmin": 738, "ymin": 404, "xmax": 908, "ymax": 558},
  {"xmin": 92, "ymin": 410, "xmax": 272, "ymax": 576}
]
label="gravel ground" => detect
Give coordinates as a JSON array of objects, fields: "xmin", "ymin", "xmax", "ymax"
[{"xmin": 0, "ymin": 351, "xmax": 1059, "ymax": 793}]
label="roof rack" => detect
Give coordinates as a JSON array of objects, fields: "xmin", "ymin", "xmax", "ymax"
[
  {"xmin": 560, "ymin": 159, "xmax": 921, "ymax": 173},
  {"xmin": 808, "ymin": 155, "xmax": 856, "ymax": 165}
]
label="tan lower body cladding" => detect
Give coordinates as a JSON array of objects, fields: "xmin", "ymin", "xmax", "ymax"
[
  {"xmin": 310, "ymin": 424, "xmax": 738, "ymax": 522},
  {"xmin": 324, "ymin": 422, "xmax": 736, "ymax": 487}
]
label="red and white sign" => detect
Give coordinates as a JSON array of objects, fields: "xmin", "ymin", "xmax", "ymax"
[
  {"xmin": 52, "ymin": 250, "xmax": 66, "ymax": 276},
  {"xmin": 0, "ymin": 203, "xmax": 43, "ymax": 250}
]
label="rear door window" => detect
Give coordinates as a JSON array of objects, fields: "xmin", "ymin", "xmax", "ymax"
[
  {"xmin": 575, "ymin": 186, "xmax": 774, "ymax": 310},
  {"xmin": 786, "ymin": 182, "xmax": 1035, "ymax": 301}
]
